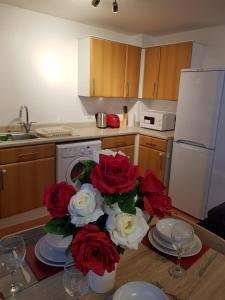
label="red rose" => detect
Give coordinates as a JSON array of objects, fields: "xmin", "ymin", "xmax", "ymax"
[
  {"xmin": 90, "ymin": 154, "xmax": 139, "ymax": 194},
  {"xmin": 140, "ymin": 171, "xmax": 165, "ymax": 195},
  {"xmin": 71, "ymin": 224, "xmax": 120, "ymax": 276},
  {"xmin": 44, "ymin": 182, "xmax": 76, "ymax": 218},
  {"xmin": 144, "ymin": 194, "xmax": 172, "ymax": 218}
]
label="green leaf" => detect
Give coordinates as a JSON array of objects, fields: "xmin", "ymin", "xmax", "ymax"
[
  {"xmin": 117, "ymin": 245, "xmax": 125, "ymax": 255},
  {"xmin": 118, "ymin": 193, "xmax": 136, "ymax": 215},
  {"xmin": 44, "ymin": 216, "xmax": 76, "ymax": 236},
  {"xmin": 104, "ymin": 194, "xmax": 119, "ymax": 205},
  {"xmin": 77, "ymin": 160, "xmax": 97, "ymax": 184}
]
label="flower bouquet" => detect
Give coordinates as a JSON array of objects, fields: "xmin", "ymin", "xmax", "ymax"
[{"xmin": 43, "ymin": 150, "xmax": 171, "ymax": 292}]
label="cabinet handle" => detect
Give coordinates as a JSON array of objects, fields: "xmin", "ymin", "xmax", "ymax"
[
  {"xmin": 115, "ymin": 143, "xmax": 125, "ymax": 147},
  {"xmin": 146, "ymin": 142, "xmax": 157, "ymax": 148},
  {"xmin": 93, "ymin": 79, "xmax": 95, "ymax": 96},
  {"xmin": 153, "ymin": 82, "xmax": 156, "ymax": 98},
  {"xmin": 159, "ymin": 152, "xmax": 163, "ymax": 171},
  {"xmin": 1, "ymin": 169, "xmax": 7, "ymax": 191},
  {"xmin": 18, "ymin": 152, "xmax": 39, "ymax": 158}
]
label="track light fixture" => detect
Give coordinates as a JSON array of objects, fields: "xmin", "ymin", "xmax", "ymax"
[
  {"xmin": 112, "ymin": 0, "xmax": 119, "ymax": 13},
  {"xmin": 91, "ymin": 0, "xmax": 100, "ymax": 7},
  {"xmin": 91, "ymin": 0, "xmax": 119, "ymax": 13}
]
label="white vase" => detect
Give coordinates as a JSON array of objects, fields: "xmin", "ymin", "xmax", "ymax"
[{"xmin": 88, "ymin": 268, "xmax": 117, "ymax": 293}]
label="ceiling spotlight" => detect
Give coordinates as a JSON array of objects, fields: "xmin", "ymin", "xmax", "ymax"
[
  {"xmin": 92, "ymin": 0, "xmax": 100, "ymax": 7},
  {"xmin": 112, "ymin": 0, "xmax": 119, "ymax": 13}
]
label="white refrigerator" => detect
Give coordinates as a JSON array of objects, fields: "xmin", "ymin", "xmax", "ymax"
[{"xmin": 169, "ymin": 68, "xmax": 225, "ymax": 219}]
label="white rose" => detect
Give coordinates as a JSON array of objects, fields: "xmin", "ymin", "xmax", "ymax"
[
  {"xmin": 68, "ymin": 183, "xmax": 104, "ymax": 226},
  {"xmin": 106, "ymin": 208, "xmax": 149, "ymax": 250}
]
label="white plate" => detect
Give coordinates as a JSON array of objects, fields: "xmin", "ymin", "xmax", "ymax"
[
  {"xmin": 45, "ymin": 233, "xmax": 72, "ymax": 251},
  {"xmin": 113, "ymin": 281, "xmax": 168, "ymax": 300},
  {"xmin": 148, "ymin": 228, "xmax": 202, "ymax": 257},
  {"xmin": 156, "ymin": 218, "xmax": 184, "ymax": 243},
  {"xmin": 35, "ymin": 238, "xmax": 73, "ymax": 267},
  {"xmin": 152, "ymin": 227, "xmax": 175, "ymax": 250},
  {"xmin": 39, "ymin": 236, "xmax": 70, "ymax": 263}
]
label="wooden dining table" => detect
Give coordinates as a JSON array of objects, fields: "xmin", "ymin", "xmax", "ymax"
[{"xmin": 1, "ymin": 226, "xmax": 225, "ymax": 300}]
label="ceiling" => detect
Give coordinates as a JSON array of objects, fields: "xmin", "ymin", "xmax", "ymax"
[{"xmin": 1, "ymin": 0, "xmax": 225, "ymax": 36}]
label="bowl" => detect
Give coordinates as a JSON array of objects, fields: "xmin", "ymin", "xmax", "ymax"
[
  {"xmin": 155, "ymin": 218, "xmax": 183, "ymax": 243},
  {"xmin": 112, "ymin": 281, "xmax": 168, "ymax": 300},
  {"xmin": 45, "ymin": 233, "xmax": 72, "ymax": 252}
]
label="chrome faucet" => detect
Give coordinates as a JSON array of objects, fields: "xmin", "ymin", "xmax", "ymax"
[{"xmin": 19, "ymin": 106, "xmax": 35, "ymax": 133}]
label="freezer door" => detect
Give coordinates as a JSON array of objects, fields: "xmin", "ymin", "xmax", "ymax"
[
  {"xmin": 174, "ymin": 70, "xmax": 224, "ymax": 149},
  {"xmin": 169, "ymin": 142, "xmax": 214, "ymax": 219}
]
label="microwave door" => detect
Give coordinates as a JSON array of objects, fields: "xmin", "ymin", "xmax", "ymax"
[{"xmin": 144, "ymin": 116, "xmax": 155, "ymax": 125}]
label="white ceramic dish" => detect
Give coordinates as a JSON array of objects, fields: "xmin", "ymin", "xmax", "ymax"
[
  {"xmin": 112, "ymin": 281, "xmax": 168, "ymax": 300},
  {"xmin": 148, "ymin": 228, "xmax": 202, "ymax": 257},
  {"xmin": 35, "ymin": 238, "xmax": 73, "ymax": 267},
  {"xmin": 39, "ymin": 236, "xmax": 69, "ymax": 262},
  {"xmin": 155, "ymin": 218, "xmax": 184, "ymax": 243},
  {"xmin": 45, "ymin": 233, "xmax": 72, "ymax": 251},
  {"xmin": 152, "ymin": 227, "xmax": 175, "ymax": 250}
]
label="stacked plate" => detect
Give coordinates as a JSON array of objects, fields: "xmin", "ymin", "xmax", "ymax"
[
  {"xmin": 35, "ymin": 234, "xmax": 73, "ymax": 267},
  {"xmin": 148, "ymin": 218, "xmax": 202, "ymax": 257}
]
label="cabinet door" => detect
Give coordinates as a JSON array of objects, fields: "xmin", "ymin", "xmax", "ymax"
[
  {"xmin": 157, "ymin": 42, "xmax": 193, "ymax": 100},
  {"xmin": 143, "ymin": 47, "xmax": 160, "ymax": 99},
  {"xmin": 110, "ymin": 145, "xmax": 134, "ymax": 163},
  {"xmin": 0, "ymin": 158, "xmax": 55, "ymax": 218},
  {"xmin": 90, "ymin": 38, "xmax": 126, "ymax": 97},
  {"xmin": 139, "ymin": 146, "xmax": 166, "ymax": 181},
  {"xmin": 125, "ymin": 45, "xmax": 141, "ymax": 98}
]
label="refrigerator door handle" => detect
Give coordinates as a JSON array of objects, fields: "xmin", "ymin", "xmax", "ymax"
[{"xmin": 176, "ymin": 139, "xmax": 209, "ymax": 149}]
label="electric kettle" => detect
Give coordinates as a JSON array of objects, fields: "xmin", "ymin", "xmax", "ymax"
[{"xmin": 95, "ymin": 112, "xmax": 107, "ymax": 128}]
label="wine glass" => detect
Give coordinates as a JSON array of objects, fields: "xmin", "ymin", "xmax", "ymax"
[
  {"xmin": 62, "ymin": 262, "xmax": 89, "ymax": 299},
  {"xmin": 168, "ymin": 221, "xmax": 194, "ymax": 278},
  {"xmin": 0, "ymin": 235, "xmax": 26, "ymax": 296}
]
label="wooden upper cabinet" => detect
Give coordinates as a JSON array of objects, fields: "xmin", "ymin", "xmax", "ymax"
[
  {"xmin": 78, "ymin": 37, "xmax": 141, "ymax": 98},
  {"xmin": 90, "ymin": 38, "xmax": 126, "ymax": 97},
  {"xmin": 143, "ymin": 42, "xmax": 193, "ymax": 101},
  {"xmin": 157, "ymin": 42, "xmax": 193, "ymax": 100},
  {"xmin": 124, "ymin": 45, "xmax": 141, "ymax": 98},
  {"xmin": 143, "ymin": 47, "xmax": 160, "ymax": 99}
]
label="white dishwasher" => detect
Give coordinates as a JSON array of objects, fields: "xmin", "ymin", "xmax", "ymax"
[{"xmin": 56, "ymin": 140, "xmax": 101, "ymax": 186}]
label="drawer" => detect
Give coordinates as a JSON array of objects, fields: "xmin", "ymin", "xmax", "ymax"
[
  {"xmin": 0, "ymin": 144, "xmax": 55, "ymax": 164},
  {"xmin": 139, "ymin": 135, "xmax": 167, "ymax": 152},
  {"xmin": 102, "ymin": 135, "xmax": 135, "ymax": 149}
]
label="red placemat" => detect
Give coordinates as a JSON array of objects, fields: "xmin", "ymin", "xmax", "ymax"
[
  {"xmin": 25, "ymin": 244, "xmax": 62, "ymax": 281},
  {"xmin": 142, "ymin": 232, "xmax": 209, "ymax": 270},
  {"xmin": 0, "ymin": 292, "xmax": 5, "ymax": 300}
]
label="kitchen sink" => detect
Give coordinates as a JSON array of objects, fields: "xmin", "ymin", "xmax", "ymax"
[{"xmin": 0, "ymin": 132, "xmax": 39, "ymax": 141}]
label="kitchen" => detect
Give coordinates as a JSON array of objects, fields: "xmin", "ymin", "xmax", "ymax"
[
  {"xmin": 0, "ymin": 1, "xmax": 225, "ymax": 235},
  {"xmin": 1, "ymin": 1, "xmax": 225, "ymax": 299}
]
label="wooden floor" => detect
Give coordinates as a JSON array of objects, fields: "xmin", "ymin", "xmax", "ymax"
[{"xmin": 171, "ymin": 207, "xmax": 199, "ymax": 224}]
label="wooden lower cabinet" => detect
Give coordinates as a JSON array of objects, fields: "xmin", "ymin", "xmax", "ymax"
[
  {"xmin": 0, "ymin": 157, "xmax": 55, "ymax": 218},
  {"xmin": 139, "ymin": 145, "xmax": 166, "ymax": 181},
  {"xmin": 110, "ymin": 145, "xmax": 134, "ymax": 163},
  {"xmin": 0, "ymin": 143, "xmax": 55, "ymax": 218},
  {"xmin": 101, "ymin": 135, "xmax": 135, "ymax": 163}
]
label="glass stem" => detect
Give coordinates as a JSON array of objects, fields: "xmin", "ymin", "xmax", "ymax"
[
  {"xmin": 11, "ymin": 271, "xmax": 17, "ymax": 294},
  {"xmin": 176, "ymin": 250, "xmax": 182, "ymax": 271}
]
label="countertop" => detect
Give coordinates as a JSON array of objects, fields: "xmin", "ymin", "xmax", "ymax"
[{"xmin": 0, "ymin": 125, "xmax": 174, "ymax": 149}]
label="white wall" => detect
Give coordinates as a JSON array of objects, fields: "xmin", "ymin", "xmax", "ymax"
[
  {"xmin": 0, "ymin": 4, "xmax": 142, "ymax": 127},
  {"xmin": 1, "ymin": 3, "xmax": 225, "ymax": 128},
  {"xmin": 143, "ymin": 25, "xmax": 225, "ymax": 67}
]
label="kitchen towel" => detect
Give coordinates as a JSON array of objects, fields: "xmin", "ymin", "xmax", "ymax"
[
  {"xmin": 25, "ymin": 244, "xmax": 62, "ymax": 281},
  {"xmin": 142, "ymin": 234, "xmax": 209, "ymax": 270}
]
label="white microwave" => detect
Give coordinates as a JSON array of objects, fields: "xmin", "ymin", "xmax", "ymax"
[{"xmin": 140, "ymin": 110, "xmax": 176, "ymax": 131}]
